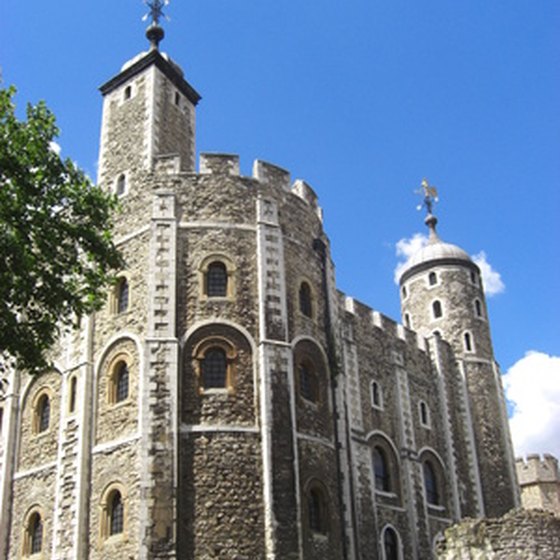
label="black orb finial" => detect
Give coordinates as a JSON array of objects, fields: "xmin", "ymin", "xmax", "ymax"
[{"xmin": 143, "ymin": 0, "xmax": 170, "ymax": 49}]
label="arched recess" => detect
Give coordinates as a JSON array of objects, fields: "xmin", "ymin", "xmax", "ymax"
[
  {"xmin": 17, "ymin": 371, "xmax": 62, "ymax": 472},
  {"xmin": 99, "ymin": 481, "xmax": 128, "ymax": 540},
  {"xmin": 380, "ymin": 524, "xmax": 403, "ymax": 560},
  {"xmin": 418, "ymin": 447, "xmax": 448, "ymax": 511},
  {"xmin": 292, "ymin": 337, "xmax": 332, "ymax": 438},
  {"xmin": 182, "ymin": 322, "xmax": 254, "ymax": 426},
  {"xmin": 302, "ymin": 478, "xmax": 331, "ymax": 537},
  {"xmin": 95, "ymin": 336, "xmax": 141, "ymax": 445},
  {"xmin": 366, "ymin": 431, "xmax": 402, "ymax": 503},
  {"xmin": 21, "ymin": 505, "xmax": 46, "ymax": 557}
]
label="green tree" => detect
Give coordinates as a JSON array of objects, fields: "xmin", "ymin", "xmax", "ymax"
[{"xmin": 0, "ymin": 86, "xmax": 123, "ymax": 373}]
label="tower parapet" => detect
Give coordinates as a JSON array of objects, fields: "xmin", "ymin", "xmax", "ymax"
[{"xmin": 516, "ymin": 454, "xmax": 560, "ymax": 516}]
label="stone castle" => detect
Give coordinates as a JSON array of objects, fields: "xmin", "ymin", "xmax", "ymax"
[
  {"xmin": 0, "ymin": 19, "xmax": 522, "ymax": 560},
  {"xmin": 516, "ymin": 454, "xmax": 560, "ymax": 517}
]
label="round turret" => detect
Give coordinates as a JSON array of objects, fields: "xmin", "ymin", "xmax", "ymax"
[{"xmin": 399, "ymin": 212, "xmax": 494, "ymax": 361}]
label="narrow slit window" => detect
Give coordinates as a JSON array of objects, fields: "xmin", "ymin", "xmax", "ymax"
[
  {"xmin": 124, "ymin": 85, "xmax": 132, "ymax": 100},
  {"xmin": 464, "ymin": 332, "xmax": 473, "ymax": 352},
  {"xmin": 475, "ymin": 299, "xmax": 483, "ymax": 317},
  {"xmin": 429, "ymin": 271, "xmax": 437, "ymax": 286},
  {"xmin": 299, "ymin": 282, "xmax": 313, "ymax": 318},
  {"xmin": 420, "ymin": 401, "xmax": 430, "ymax": 426},
  {"xmin": 432, "ymin": 300, "xmax": 442, "ymax": 319},
  {"xmin": 37, "ymin": 394, "xmax": 50, "ymax": 433},
  {"xmin": 116, "ymin": 278, "xmax": 129, "ymax": 314},
  {"xmin": 371, "ymin": 381, "xmax": 382, "ymax": 409},
  {"xmin": 373, "ymin": 447, "xmax": 390, "ymax": 492},
  {"xmin": 116, "ymin": 174, "xmax": 126, "ymax": 196},
  {"xmin": 69, "ymin": 376, "xmax": 77, "ymax": 413}
]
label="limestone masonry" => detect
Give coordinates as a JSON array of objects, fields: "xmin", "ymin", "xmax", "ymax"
[{"xmin": 0, "ymin": 26, "xmax": 538, "ymax": 560}]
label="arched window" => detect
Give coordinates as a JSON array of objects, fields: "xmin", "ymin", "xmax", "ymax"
[
  {"xmin": 428, "ymin": 271, "xmax": 437, "ymax": 286},
  {"xmin": 109, "ymin": 491, "xmax": 124, "ymax": 536},
  {"xmin": 116, "ymin": 277, "xmax": 129, "ymax": 314},
  {"xmin": 116, "ymin": 174, "xmax": 126, "ymax": 196},
  {"xmin": 423, "ymin": 460, "xmax": 439, "ymax": 505},
  {"xmin": 299, "ymin": 361, "xmax": 318, "ymax": 403},
  {"xmin": 464, "ymin": 332, "xmax": 473, "ymax": 352},
  {"xmin": 299, "ymin": 281, "xmax": 313, "ymax": 318},
  {"xmin": 373, "ymin": 446, "xmax": 391, "ymax": 492},
  {"xmin": 432, "ymin": 300, "xmax": 442, "ymax": 319},
  {"xmin": 201, "ymin": 347, "xmax": 227, "ymax": 389},
  {"xmin": 371, "ymin": 381, "xmax": 383, "ymax": 409},
  {"xmin": 475, "ymin": 299, "xmax": 483, "ymax": 317},
  {"xmin": 307, "ymin": 485, "xmax": 328, "ymax": 534},
  {"xmin": 383, "ymin": 527, "xmax": 400, "ymax": 560},
  {"xmin": 115, "ymin": 362, "xmax": 129, "ymax": 403},
  {"xmin": 27, "ymin": 511, "xmax": 43, "ymax": 554},
  {"xmin": 37, "ymin": 394, "xmax": 50, "ymax": 433},
  {"xmin": 69, "ymin": 376, "xmax": 77, "ymax": 413},
  {"xmin": 419, "ymin": 401, "xmax": 430, "ymax": 427},
  {"xmin": 206, "ymin": 261, "xmax": 228, "ymax": 297}
]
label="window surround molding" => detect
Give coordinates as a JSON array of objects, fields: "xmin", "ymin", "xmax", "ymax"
[
  {"xmin": 111, "ymin": 274, "xmax": 132, "ymax": 315},
  {"xmin": 297, "ymin": 277, "xmax": 316, "ymax": 321},
  {"xmin": 371, "ymin": 380, "xmax": 384, "ymax": 410},
  {"xmin": 22, "ymin": 505, "xmax": 46, "ymax": 557},
  {"xmin": 192, "ymin": 337, "xmax": 237, "ymax": 395},
  {"xmin": 99, "ymin": 482, "xmax": 128, "ymax": 542},
  {"xmin": 114, "ymin": 172, "xmax": 129, "ymax": 197},
  {"xmin": 31, "ymin": 387, "xmax": 54, "ymax": 436},
  {"xmin": 418, "ymin": 400, "xmax": 431, "ymax": 429},
  {"xmin": 107, "ymin": 353, "xmax": 132, "ymax": 406},
  {"xmin": 67, "ymin": 374, "xmax": 78, "ymax": 415},
  {"xmin": 463, "ymin": 331, "xmax": 475, "ymax": 353},
  {"xmin": 431, "ymin": 299, "xmax": 444, "ymax": 321},
  {"xmin": 198, "ymin": 253, "xmax": 236, "ymax": 301},
  {"xmin": 419, "ymin": 448, "xmax": 447, "ymax": 511},
  {"xmin": 380, "ymin": 524, "xmax": 403, "ymax": 560},
  {"xmin": 474, "ymin": 298, "xmax": 486, "ymax": 321},
  {"xmin": 304, "ymin": 479, "xmax": 330, "ymax": 537},
  {"xmin": 427, "ymin": 271, "xmax": 439, "ymax": 288}
]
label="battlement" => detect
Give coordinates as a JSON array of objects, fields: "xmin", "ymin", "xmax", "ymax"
[
  {"xmin": 197, "ymin": 153, "xmax": 322, "ymax": 218},
  {"xmin": 516, "ymin": 454, "xmax": 560, "ymax": 485},
  {"xmin": 341, "ymin": 294, "xmax": 426, "ymax": 351}
]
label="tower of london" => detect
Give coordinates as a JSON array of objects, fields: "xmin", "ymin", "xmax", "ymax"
[{"xmin": 0, "ymin": 15, "xmax": 523, "ymax": 560}]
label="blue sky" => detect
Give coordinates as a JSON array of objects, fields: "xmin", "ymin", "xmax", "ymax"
[{"xmin": 2, "ymin": 1, "xmax": 559, "ymax": 455}]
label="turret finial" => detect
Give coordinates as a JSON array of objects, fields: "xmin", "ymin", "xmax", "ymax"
[
  {"xmin": 416, "ymin": 178, "xmax": 440, "ymax": 242},
  {"xmin": 143, "ymin": 0, "xmax": 170, "ymax": 50}
]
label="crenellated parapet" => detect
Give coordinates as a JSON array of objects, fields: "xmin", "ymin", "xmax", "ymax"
[{"xmin": 516, "ymin": 454, "xmax": 560, "ymax": 485}]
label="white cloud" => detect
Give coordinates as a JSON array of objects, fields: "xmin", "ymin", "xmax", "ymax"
[
  {"xmin": 503, "ymin": 351, "xmax": 560, "ymax": 459},
  {"xmin": 472, "ymin": 251, "xmax": 505, "ymax": 297},
  {"xmin": 393, "ymin": 232, "xmax": 428, "ymax": 284}
]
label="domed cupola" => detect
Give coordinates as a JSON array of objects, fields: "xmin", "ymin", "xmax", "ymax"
[{"xmin": 399, "ymin": 181, "xmax": 493, "ymax": 361}]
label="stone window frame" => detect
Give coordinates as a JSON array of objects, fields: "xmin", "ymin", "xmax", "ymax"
[
  {"xmin": 403, "ymin": 313, "xmax": 412, "ymax": 329},
  {"xmin": 419, "ymin": 449, "xmax": 447, "ymax": 512},
  {"xmin": 431, "ymin": 299, "xmax": 443, "ymax": 320},
  {"xmin": 428, "ymin": 271, "xmax": 438, "ymax": 287},
  {"xmin": 68, "ymin": 375, "xmax": 78, "ymax": 415},
  {"xmin": 418, "ymin": 400, "xmax": 431, "ymax": 429},
  {"xmin": 107, "ymin": 353, "xmax": 132, "ymax": 406},
  {"xmin": 297, "ymin": 278, "xmax": 315, "ymax": 320},
  {"xmin": 22, "ymin": 506, "xmax": 45, "ymax": 557},
  {"xmin": 114, "ymin": 172, "xmax": 128, "ymax": 197},
  {"xmin": 111, "ymin": 274, "xmax": 131, "ymax": 315},
  {"xmin": 31, "ymin": 388, "xmax": 54, "ymax": 436},
  {"xmin": 198, "ymin": 254, "xmax": 236, "ymax": 301},
  {"xmin": 369, "ymin": 434, "xmax": 401, "ymax": 500},
  {"xmin": 296, "ymin": 356, "xmax": 320, "ymax": 405},
  {"xmin": 304, "ymin": 479, "xmax": 330, "ymax": 537},
  {"xmin": 463, "ymin": 331, "xmax": 475, "ymax": 353},
  {"xmin": 192, "ymin": 337, "xmax": 238, "ymax": 395},
  {"xmin": 380, "ymin": 524, "xmax": 403, "ymax": 560},
  {"xmin": 371, "ymin": 380, "xmax": 384, "ymax": 410},
  {"xmin": 474, "ymin": 298, "xmax": 486, "ymax": 320},
  {"xmin": 99, "ymin": 482, "xmax": 128, "ymax": 543}
]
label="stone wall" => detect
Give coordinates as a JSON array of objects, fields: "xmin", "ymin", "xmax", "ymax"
[
  {"xmin": 517, "ymin": 454, "xmax": 560, "ymax": 516},
  {"xmin": 436, "ymin": 509, "xmax": 560, "ymax": 559}
]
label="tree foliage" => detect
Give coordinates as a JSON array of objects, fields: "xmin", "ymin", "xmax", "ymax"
[{"xmin": 0, "ymin": 86, "xmax": 123, "ymax": 373}]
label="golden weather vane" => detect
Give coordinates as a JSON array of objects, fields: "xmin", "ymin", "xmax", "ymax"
[{"xmin": 416, "ymin": 178, "xmax": 439, "ymax": 215}]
